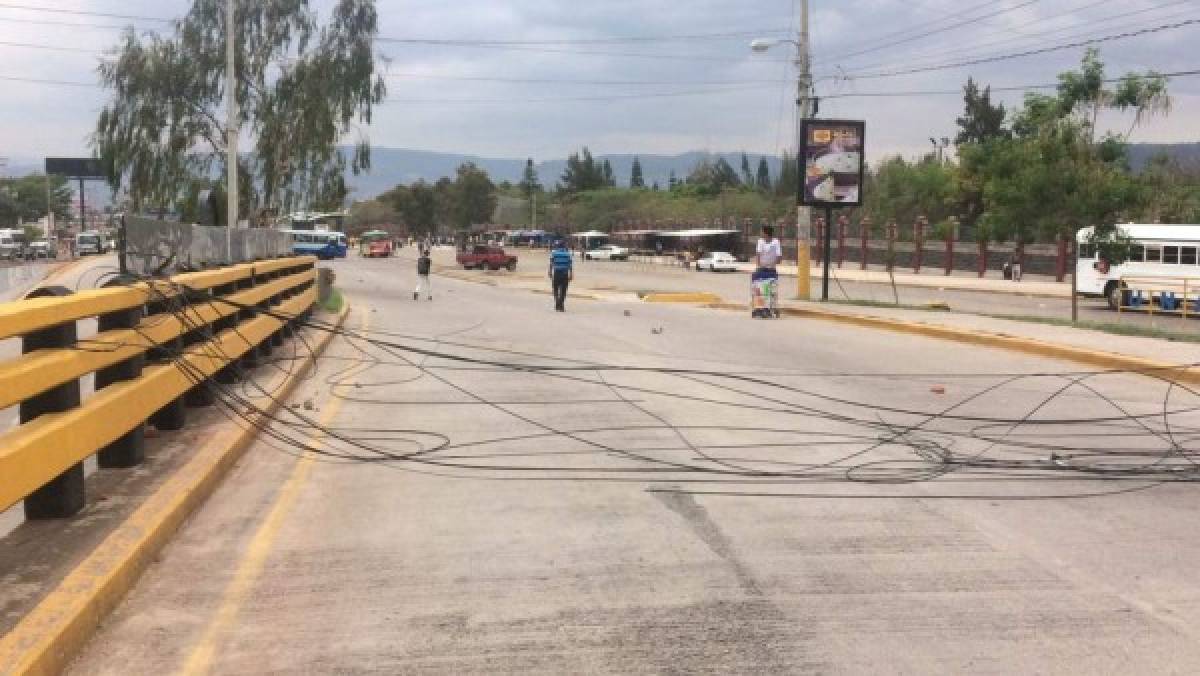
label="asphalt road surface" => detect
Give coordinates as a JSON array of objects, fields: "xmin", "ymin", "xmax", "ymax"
[{"xmin": 68, "ymin": 253, "xmax": 1200, "ymax": 673}]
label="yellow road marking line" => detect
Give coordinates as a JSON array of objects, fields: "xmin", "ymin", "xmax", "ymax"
[{"xmin": 180, "ymin": 304, "xmax": 367, "ymax": 675}]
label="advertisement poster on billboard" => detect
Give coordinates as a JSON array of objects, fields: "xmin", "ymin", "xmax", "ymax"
[{"xmin": 799, "ymin": 119, "xmax": 865, "ymax": 207}]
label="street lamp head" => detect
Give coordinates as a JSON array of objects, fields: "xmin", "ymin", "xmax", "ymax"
[{"xmin": 749, "ymin": 38, "xmax": 776, "ymax": 52}]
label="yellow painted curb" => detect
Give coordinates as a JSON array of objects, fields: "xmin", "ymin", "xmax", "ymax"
[
  {"xmin": 643, "ymin": 292, "xmax": 723, "ymax": 304},
  {"xmin": 704, "ymin": 301, "xmax": 1200, "ymax": 386},
  {"xmin": 0, "ymin": 301, "xmax": 351, "ymax": 676}
]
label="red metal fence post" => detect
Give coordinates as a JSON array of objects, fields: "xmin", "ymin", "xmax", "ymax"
[
  {"xmin": 944, "ymin": 217, "xmax": 955, "ymax": 276},
  {"xmin": 1056, "ymin": 234, "xmax": 1067, "ymax": 282},
  {"xmin": 860, "ymin": 216, "xmax": 871, "ymax": 270},
  {"xmin": 978, "ymin": 238, "xmax": 988, "ymax": 278},
  {"xmin": 913, "ymin": 217, "xmax": 925, "ymax": 274},
  {"xmin": 837, "ymin": 215, "xmax": 847, "ymax": 268},
  {"xmin": 814, "ymin": 218, "xmax": 824, "ymax": 264},
  {"xmin": 886, "ymin": 220, "xmax": 897, "ymax": 272}
]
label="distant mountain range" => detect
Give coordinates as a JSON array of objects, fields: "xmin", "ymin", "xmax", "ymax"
[
  {"xmin": 7, "ymin": 142, "xmax": 1196, "ymax": 203},
  {"xmin": 345, "ymin": 148, "xmax": 785, "ymax": 199},
  {"xmin": 345, "ymin": 143, "xmax": 1200, "ymax": 199},
  {"xmin": 1124, "ymin": 143, "xmax": 1200, "ymax": 171}
]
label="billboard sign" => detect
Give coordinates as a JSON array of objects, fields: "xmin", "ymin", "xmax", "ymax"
[
  {"xmin": 799, "ymin": 119, "xmax": 865, "ymax": 207},
  {"xmin": 45, "ymin": 157, "xmax": 106, "ymax": 179}
]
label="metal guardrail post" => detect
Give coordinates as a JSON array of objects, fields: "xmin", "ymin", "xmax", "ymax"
[
  {"xmin": 239, "ymin": 268, "xmax": 261, "ymax": 369},
  {"xmin": 145, "ymin": 294, "xmax": 188, "ymax": 432},
  {"xmin": 95, "ymin": 282, "xmax": 147, "ymax": 468},
  {"xmin": 20, "ymin": 286, "xmax": 85, "ymax": 519},
  {"xmin": 181, "ymin": 285, "xmax": 218, "ymax": 408},
  {"xmin": 213, "ymin": 279, "xmax": 242, "ymax": 385},
  {"xmin": 268, "ymin": 268, "xmax": 286, "ymax": 348}
]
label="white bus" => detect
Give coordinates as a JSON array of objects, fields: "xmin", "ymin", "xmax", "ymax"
[{"xmin": 1077, "ymin": 224, "xmax": 1200, "ymax": 309}]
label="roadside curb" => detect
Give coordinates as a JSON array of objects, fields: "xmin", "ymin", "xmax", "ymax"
[
  {"xmin": 643, "ymin": 292, "xmax": 723, "ymax": 304},
  {"xmin": 704, "ymin": 301, "xmax": 1200, "ymax": 385},
  {"xmin": 0, "ymin": 301, "xmax": 350, "ymax": 676}
]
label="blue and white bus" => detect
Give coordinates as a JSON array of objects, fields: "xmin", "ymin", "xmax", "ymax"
[{"xmin": 282, "ymin": 230, "xmax": 348, "ymax": 260}]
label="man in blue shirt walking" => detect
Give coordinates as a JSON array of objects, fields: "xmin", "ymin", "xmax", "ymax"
[{"xmin": 549, "ymin": 240, "xmax": 574, "ymax": 312}]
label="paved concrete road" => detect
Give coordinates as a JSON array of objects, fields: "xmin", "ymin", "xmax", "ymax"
[
  {"xmin": 68, "ymin": 254, "xmax": 1200, "ymax": 673},
  {"xmin": 430, "ymin": 247, "xmax": 1200, "ymax": 335}
]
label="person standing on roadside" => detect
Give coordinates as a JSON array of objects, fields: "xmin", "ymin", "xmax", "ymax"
[
  {"xmin": 414, "ymin": 248, "xmax": 432, "ymax": 301},
  {"xmin": 754, "ymin": 225, "xmax": 782, "ymax": 279},
  {"xmin": 549, "ymin": 239, "xmax": 574, "ymax": 312},
  {"xmin": 752, "ymin": 225, "xmax": 782, "ymax": 318}
]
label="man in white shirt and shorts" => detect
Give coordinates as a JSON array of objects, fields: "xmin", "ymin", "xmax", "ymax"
[{"xmin": 752, "ymin": 225, "xmax": 782, "ymax": 318}]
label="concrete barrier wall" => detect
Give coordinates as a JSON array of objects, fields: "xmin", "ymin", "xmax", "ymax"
[
  {"xmin": 127, "ymin": 218, "xmax": 291, "ymax": 275},
  {"xmin": 0, "ymin": 263, "xmax": 55, "ymax": 301}
]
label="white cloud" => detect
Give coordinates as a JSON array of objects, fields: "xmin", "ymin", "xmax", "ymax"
[{"xmin": 0, "ymin": 0, "xmax": 1195, "ymax": 165}]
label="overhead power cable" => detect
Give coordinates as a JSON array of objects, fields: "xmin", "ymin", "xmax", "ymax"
[
  {"xmin": 0, "ymin": 73, "xmax": 96, "ymax": 87},
  {"xmin": 821, "ymin": 0, "xmax": 1000, "ymax": 59},
  {"xmin": 829, "ymin": 0, "xmax": 1194, "ymax": 77},
  {"xmin": 0, "ymin": 3, "xmax": 171, "ymax": 22},
  {"xmin": 0, "ymin": 39, "xmax": 98, "ymax": 54},
  {"xmin": 377, "ymin": 28, "xmax": 789, "ymax": 46},
  {"xmin": 381, "ymin": 83, "xmax": 779, "ymax": 105},
  {"xmin": 819, "ymin": 68, "xmax": 1200, "ymax": 100},
  {"xmin": 823, "ymin": 0, "xmax": 1042, "ymax": 63},
  {"xmin": 0, "ymin": 15, "xmax": 132, "ymax": 31},
  {"xmin": 382, "ymin": 72, "xmax": 785, "ymax": 86},
  {"xmin": 376, "ymin": 38, "xmax": 785, "ymax": 63},
  {"xmin": 839, "ymin": 17, "xmax": 1200, "ymax": 81}
]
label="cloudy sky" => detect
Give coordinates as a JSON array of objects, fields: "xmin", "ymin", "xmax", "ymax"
[{"xmin": 0, "ymin": 0, "xmax": 1196, "ymax": 171}]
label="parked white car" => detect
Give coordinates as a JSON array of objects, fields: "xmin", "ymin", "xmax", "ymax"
[
  {"xmin": 695, "ymin": 251, "xmax": 739, "ymax": 272},
  {"xmin": 584, "ymin": 244, "xmax": 629, "ymax": 261}
]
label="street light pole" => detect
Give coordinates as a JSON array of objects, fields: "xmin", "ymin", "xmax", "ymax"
[
  {"xmin": 225, "ymin": 0, "xmax": 238, "ymax": 262},
  {"xmin": 752, "ymin": 1, "xmax": 814, "ymax": 300},
  {"xmin": 795, "ymin": 0, "xmax": 813, "ymax": 301}
]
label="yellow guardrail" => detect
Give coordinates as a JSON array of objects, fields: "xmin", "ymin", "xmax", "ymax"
[
  {"xmin": 1117, "ymin": 275, "xmax": 1200, "ymax": 318},
  {"xmin": 0, "ymin": 256, "xmax": 318, "ymax": 517}
]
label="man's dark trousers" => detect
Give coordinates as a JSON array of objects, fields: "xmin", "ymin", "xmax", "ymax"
[{"xmin": 552, "ymin": 269, "xmax": 570, "ymax": 311}]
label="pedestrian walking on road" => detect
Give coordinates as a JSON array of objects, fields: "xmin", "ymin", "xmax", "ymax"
[
  {"xmin": 549, "ymin": 239, "xmax": 574, "ymax": 312},
  {"xmin": 414, "ymin": 248, "xmax": 432, "ymax": 300}
]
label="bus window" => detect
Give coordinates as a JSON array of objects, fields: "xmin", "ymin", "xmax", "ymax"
[
  {"xmin": 1145, "ymin": 246, "xmax": 1162, "ymax": 263},
  {"xmin": 1183, "ymin": 246, "xmax": 1198, "ymax": 266},
  {"xmin": 1129, "ymin": 244, "xmax": 1144, "ymax": 262},
  {"xmin": 1079, "ymin": 242, "xmax": 1095, "ymax": 259},
  {"xmin": 1164, "ymin": 246, "xmax": 1179, "ymax": 264}
]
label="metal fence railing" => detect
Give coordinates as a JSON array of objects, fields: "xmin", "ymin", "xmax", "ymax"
[{"xmin": 0, "ymin": 256, "xmax": 317, "ymax": 519}]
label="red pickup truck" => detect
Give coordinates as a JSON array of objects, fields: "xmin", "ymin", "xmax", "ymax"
[{"xmin": 456, "ymin": 245, "xmax": 518, "ymax": 271}]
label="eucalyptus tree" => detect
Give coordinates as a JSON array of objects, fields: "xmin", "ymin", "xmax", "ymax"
[{"xmin": 94, "ymin": 0, "xmax": 386, "ymax": 217}]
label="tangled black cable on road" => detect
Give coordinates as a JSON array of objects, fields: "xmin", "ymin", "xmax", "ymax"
[{"xmin": 70, "ymin": 273, "xmax": 1200, "ymax": 501}]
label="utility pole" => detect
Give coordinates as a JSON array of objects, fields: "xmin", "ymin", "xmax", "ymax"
[
  {"xmin": 225, "ymin": 0, "xmax": 238, "ymax": 261},
  {"xmin": 532, "ymin": 192, "xmax": 537, "ymax": 230},
  {"xmin": 794, "ymin": 1, "xmax": 814, "ymax": 300}
]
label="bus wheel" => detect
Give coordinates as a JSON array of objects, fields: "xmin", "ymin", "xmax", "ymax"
[{"xmin": 1105, "ymin": 281, "xmax": 1124, "ymax": 311}]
